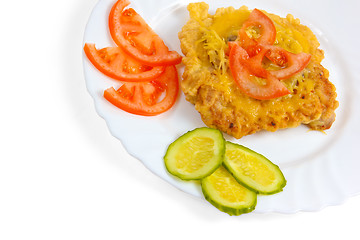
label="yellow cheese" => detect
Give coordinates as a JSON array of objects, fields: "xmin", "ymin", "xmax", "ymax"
[{"xmin": 179, "ymin": 3, "xmax": 338, "ymax": 138}]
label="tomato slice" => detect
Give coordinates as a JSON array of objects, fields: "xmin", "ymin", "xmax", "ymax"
[
  {"xmin": 104, "ymin": 66, "xmax": 179, "ymax": 116},
  {"xmin": 266, "ymin": 45, "xmax": 312, "ymax": 79},
  {"xmin": 228, "ymin": 42, "xmax": 311, "ymax": 80},
  {"xmin": 229, "ymin": 43, "xmax": 290, "ymax": 100},
  {"xmin": 84, "ymin": 43, "xmax": 164, "ymax": 81},
  {"xmin": 229, "ymin": 42, "xmax": 269, "ymax": 78},
  {"xmin": 228, "ymin": 9, "xmax": 310, "ymax": 100},
  {"xmin": 109, "ymin": 0, "xmax": 182, "ymax": 66},
  {"xmin": 238, "ymin": 8, "xmax": 276, "ymax": 55}
]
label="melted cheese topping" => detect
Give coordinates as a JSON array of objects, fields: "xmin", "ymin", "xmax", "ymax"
[{"xmin": 178, "ymin": 3, "xmax": 338, "ymax": 138}]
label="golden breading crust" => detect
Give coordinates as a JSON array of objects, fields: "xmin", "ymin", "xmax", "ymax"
[{"xmin": 178, "ymin": 3, "xmax": 338, "ymax": 139}]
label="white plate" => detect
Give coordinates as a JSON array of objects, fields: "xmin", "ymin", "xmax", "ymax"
[{"xmin": 83, "ymin": 0, "xmax": 360, "ymax": 213}]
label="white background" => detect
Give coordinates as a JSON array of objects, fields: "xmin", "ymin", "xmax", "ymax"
[{"xmin": 0, "ymin": 0, "xmax": 359, "ymax": 239}]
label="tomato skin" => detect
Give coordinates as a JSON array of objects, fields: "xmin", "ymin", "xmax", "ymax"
[
  {"xmin": 229, "ymin": 42, "xmax": 269, "ymax": 78},
  {"xmin": 229, "ymin": 8, "xmax": 312, "ymax": 100},
  {"xmin": 229, "ymin": 43, "xmax": 290, "ymax": 100},
  {"xmin": 109, "ymin": 0, "xmax": 182, "ymax": 66},
  {"xmin": 266, "ymin": 45, "xmax": 311, "ymax": 79},
  {"xmin": 228, "ymin": 42, "xmax": 312, "ymax": 80},
  {"xmin": 104, "ymin": 66, "xmax": 179, "ymax": 116},
  {"xmin": 84, "ymin": 43, "xmax": 164, "ymax": 81},
  {"xmin": 239, "ymin": 8, "xmax": 276, "ymax": 52}
]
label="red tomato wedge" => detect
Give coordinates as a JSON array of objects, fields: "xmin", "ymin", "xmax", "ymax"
[
  {"xmin": 229, "ymin": 43, "xmax": 290, "ymax": 100},
  {"xmin": 109, "ymin": 0, "xmax": 182, "ymax": 66},
  {"xmin": 228, "ymin": 8, "xmax": 311, "ymax": 100},
  {"xmin": 238, "ymin": 8, "xmax": 276, "ymax": 54},
  {"xmin": 84, "ymin": 43, "xmax": 164, "ymax": 81},
  {"xmin": 229, "ymin": 43, "xmax": 312, "ymax": 80},
  {"xmin": 229, "ymin": 42, "xmax": 269, "ymax": 78},
  {"xmin": 104, "ymin": 66, "xmax": 179, "ymax": 116},
  {"xmin": 265, "ymin": 45, "xmax": 311, "ymax": 79}
]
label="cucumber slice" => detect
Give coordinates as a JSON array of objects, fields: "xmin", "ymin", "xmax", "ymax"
[
  {"xmin": 164, "ymin": 127, "xmax": 225, "ymax": 180},
  {"xmin": 223, "ymin": 142, "xmax": 286, "ymax": 195},
  {"xmin": 201, "ymin": 166, "xmax": 257, "ymax": 216}
]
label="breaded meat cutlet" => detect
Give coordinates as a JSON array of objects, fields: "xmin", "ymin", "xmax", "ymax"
[{"xmin": 178, "ymin": 2, "xmax": 338, "ymax": 139}]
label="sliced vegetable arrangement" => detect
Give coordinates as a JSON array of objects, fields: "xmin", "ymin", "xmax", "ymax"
[
  {"xmin": 164, "ymin": 127, "xmax": 225, "ymax": 180},
  {"xmin": 164, "ymin": 127, "xmax": 286, "ymax": 215},
  {"xmin": 104, "ymin": 66, "xmax": 179, "ymax": 116},
  {"xmin": 84, "ymin": 0, "xmax": 182, "ymax": 116},
  {"xmin": 202, "ymin": 166, "xmax": 257, "ymax": 216},
  {"xmin": 229, "ymin": 9, "xmax": 311, "ymax": 100},
  {"xmin": 84, "ymin": 43, "xmax": 164, "ymax": 81},
  {"xmin": 109, "ymin": 1, "xmax": 182, "ymax": 66},
  {"xmin": 223, "ymin": 142, "xmax": 286, "ymax": 195}
]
